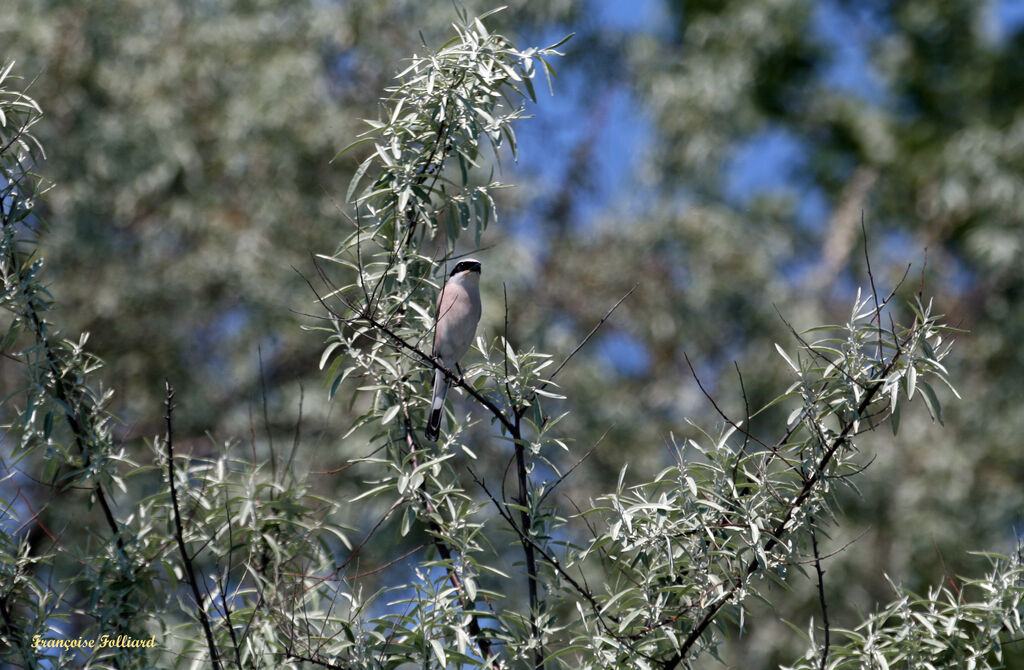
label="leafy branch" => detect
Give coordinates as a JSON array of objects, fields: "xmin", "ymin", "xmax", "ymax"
[{"xmin": 561, "ymin": 283, "xmax": 958, "ymax": 667}]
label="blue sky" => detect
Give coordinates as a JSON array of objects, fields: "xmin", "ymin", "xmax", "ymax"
[
  {"xmin": 516, "ymin": 0, "xmax": 1024, "ymax": 231},
  {"xmin": 508, "ymin": 0, "xmax": 1024, "ymax": 375}
]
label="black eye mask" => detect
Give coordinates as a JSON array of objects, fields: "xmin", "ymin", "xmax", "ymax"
[{"xmin": 450, "ymin": 260, "xmax": 482, "ymax": 276}]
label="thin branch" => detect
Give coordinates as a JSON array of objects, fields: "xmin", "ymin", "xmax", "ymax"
[
  {"xmin": 934, "ymin": 538, "xmax": 962, "ymax": 602},
  {"xmin": 513, "ymin": 414, "xmax": 543, "ymax": 670},
  {"xmin": 285, "ymin": 652, "xmax": 351, "ymax": 669},
  {"xmin": 285, "ymin": 384, "xmax": 304, "ymax": 474},
  {"xmin": 918, "ymin": 248, "xmax": 928, "ymax": 299},
  {"xmin": 257, "ymin": 345, "xmax": 277, "ymax": 483},
  {"xmin": 302, "ymin": 262, "xmax": 517, "ymax": 435},
  {"xmin": 220, "ymin": 490, "xmax": 244, "ymax": 670},
  {"xmin": 734, "ymin": 361, "xmax": 752, "ymax": 456},
  {"xmin": 469, "ymin": 467, "xmax": 613, "ymax": 629},
  {"xmin": 538, "ymin": 424, "xmax": 612, "ymax": 505},
  {"xmin": 347, "ymin": 543, "xmax": 425, "ymax": 580},
  {"xmin": 335, "ymin": 500, "xmax": 403, "ymax": 573},
  {"xmin": 540, "ymin": 283, "xmax": 638, "ymax": 392},
  {"xmin": 661, "ymin": 347, "xmax": 904, "ymax": 669},
  {"xmin": 684, "ymin": 352, "xmax": 797, "ymax": 470},
  {"xmin": 502, "ymin": 282, "xmax": 514, "ymax": 407},
  {"xmin": 790, "ymin": 527, "xmax": 869, "ymax": 565},
  {"xmin": 164, "ymin": 381, "xmax": 222, "ymax": 670},
  {"xmin": 810, "ymin": 517, "xmax": 830, "ymax": 670},
  {"xmin": 861, "ymin": 213, "xmax": 884, "ymax": 360},
  {"xmin": 402, "ymin": 412, "xmax": 496, "ymax": 664}
]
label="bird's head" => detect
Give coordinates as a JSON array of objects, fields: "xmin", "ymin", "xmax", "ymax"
[{"xmin": 448, "ymin": 258, "xmax": 482, "ymax": 285}]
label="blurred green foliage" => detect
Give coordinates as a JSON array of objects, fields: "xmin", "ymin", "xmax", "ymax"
[{"xmin": 3, "ymin": 0, "xmax": 1024, "ymax": 666}]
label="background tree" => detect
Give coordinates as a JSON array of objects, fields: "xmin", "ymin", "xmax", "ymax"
[{"xmin": 3, "ymin": 0, "xmax": 1024, "ymax": 667}]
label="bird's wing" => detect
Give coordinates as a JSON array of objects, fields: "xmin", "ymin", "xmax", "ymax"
[{"xmin": 433, "ymin": 283, "xmax": 461, "ymax": 357}]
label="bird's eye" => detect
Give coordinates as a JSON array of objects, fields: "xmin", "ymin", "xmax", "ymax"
[{"xmin": 448, "ymin": 259, "xmax": 480, "ymax": 276}]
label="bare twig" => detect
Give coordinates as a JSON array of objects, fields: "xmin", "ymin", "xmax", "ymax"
[
  {"xmin": 541, "ymin": 283, "xmax": 638, "ymax": 391},
  {"xmin": 861, "ymin": 213, "xmax": 884, "ymax": 360},
  {"xmin": 734, "ymin": 362, "xmax": 752, "ymax": 456},
  {"xmin": 347, "ymin": 544, "xmax": 426, "ymax": 580},
  {"xmin": 791, "ymin": 527, "xmax": 869, "ymax": 565},
  {"xmin": 285, "ymin": 384, "xmax": 304, "ymax": 474},
  {"xmin": 810, "ymin": 518, "xmax": 830, "ymax": 670},
  {"xmin": 684, "ymin": 352, "xmax": 797, "ymax": 470},
  {"xmin": 538, "ymin": 425, "xmax": 612, "ymax": 505},
  {"xmin": 285, "ymin": 652, "xmax": 350, "ymax": 669},
  {"xmin": 934, "ymin": 538, "xmax": 962, "ymax": 602},
  {"xmin": 918, "ymin": 247, "xmax": 928, "ymax": 299},
  {"xmin": 164, "ymin": 382, "xmax": 222, "ymax": 670},
  {"xmin": 335, "ymin": 500, "xmax": 403, "ymax": 573},
  {"xmin": 258, "ymin": 346, "xmax": 277, "ymax": 483}
]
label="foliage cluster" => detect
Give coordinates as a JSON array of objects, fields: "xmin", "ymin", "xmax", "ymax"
[{"xmin": 3, "ymin": 8, "xmax": 1023, "ymax": 669}]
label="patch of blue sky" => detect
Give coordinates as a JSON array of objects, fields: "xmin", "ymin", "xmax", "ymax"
[
  {"xmin": 577, "ymin": 87, "xmax": 655, "ymax": 226},
  {"xmin": 509, "ymin": 0, "xmax": 655, "ymax": 239},
  {"xmin": 512, "ymin": 78, "xmax": 653, "ymax": 235},
  {"xmin": 797, "ymin": 184, "xmax": 830, "ymax": 230},
  {"xmin": 813, "ymin": 0, "xmax": 889, "ymax": 104},
  {"xmin": 591, "ymin": 0, "xmax": 673, "ymax": 38},
  {"xmin": 190, "ymin": 304, "xmax": 253, "ymax": 383},
  {"xmin": 597, "ymin": 328, "xmax": 651, "ymax": 377},
  {"xmin": 723, "ymin": 127, "xmax": 807, "ymax": 206},
  {"xmin": 987, "ymin": 0, "xmax": 1024, "ymax": 42},
  {"xmin": 1000, "ymin": 0, "xmax": 1024, "ymax": 30}
]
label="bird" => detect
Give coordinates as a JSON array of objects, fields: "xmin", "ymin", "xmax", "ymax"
[{"xmin": 425, "ymin": 258, "xmax": 482, "ymax": 441}]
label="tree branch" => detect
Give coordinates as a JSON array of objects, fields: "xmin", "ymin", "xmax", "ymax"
[
  {"xmin": 540, "ymin": 283, "xmax": 638, "ymax": 392},
  {"xmin": 468, "ymin": 467, "xmax": 614, "ymax": 632},
  {"xmin": 302, "ymin": 263, "xmax": 517, "ymax": 435},
  {"xmin": 661, "ymin": 349, "xmax": 902, "ymax": 668},
  {"xmin": 164, "ymin": 382, "xmax": 222, "ymax": 670},
  {"xmin": 810, "ymin": 517, "xmax": 830, "ymax": 670},
  {"xmin": 402, "ymin": 412, "xmax": 496, "ymax": 665},
  {"xmin": 512, "ymin": 411, "xmax": 544, "ymax": 669}
]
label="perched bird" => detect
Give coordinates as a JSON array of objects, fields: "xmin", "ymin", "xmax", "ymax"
[{"xmin": 425, "ymin": 259, "xmax": 482, "ymax": 441}]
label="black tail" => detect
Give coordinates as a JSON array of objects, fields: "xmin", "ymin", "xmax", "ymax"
[
  {"xmin": 425, "ymin": 407, "xmax": 443, "ymax": 441},
  {"xmin": 425, "ymin": 368, "xmax": 448, "ymax": 441}
]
